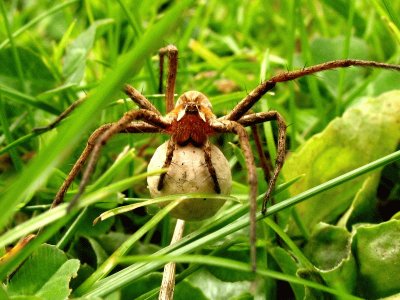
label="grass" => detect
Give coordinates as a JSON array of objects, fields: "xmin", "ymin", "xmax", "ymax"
[{"xmin": 0, "ymin": 1, "xmax": 399, "ymax": 299}]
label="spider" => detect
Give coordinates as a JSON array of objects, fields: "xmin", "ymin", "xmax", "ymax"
[{"xmin": 48, "ymin": 44, "xmax": 400, "ymax": 271}]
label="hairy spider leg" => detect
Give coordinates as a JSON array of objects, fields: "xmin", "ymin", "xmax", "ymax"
[
  {"xmin": 251, "ymin": 125, "xmax": 273, "ymax": 183},
  {"xmin": 159, "ymin": 45, "xmax": 178, "ymax": 113},
  {"xmin": 238, "ymin": 112, "xmax": 286, "ymax": 213},
  {"xmin": 67, "ymin": 109, "xmax": 170, "ymax": 210},
  {"xmin": 226, "ymin": 59, "xmax": 400, "ymax": 214},
  {"xmin": 125, "ymin": 84, "xmax": 162, "ymax": 115},
  {"xmin": 52, "ymin": 123, "xmax": 112, "ymax": 208},
  {"xmin": 159, "ymin": 45, "xmax": 226, "ymax": 198},
  {"xmin": 49, "ymin": 86, "xmax": 163, "ymax": 209},
  {"xmin": 33, "ymin": 78, "xmax": 166, "ymax": 136},
  {"xmin": 211, "ymin": 119, "xmax": 258, "ymax": 271},
  {"xmin": 155, "ymin": 45, "xmax": 183, "ymax": 191},
  {"xmin": 202, "ymin": 140, "xmax": 222, "ymax": 194},
  {"xmin": 32, "ymin": 97, "xmax": 86, "ymax": 133},
  {"xmin": 157, "ymin": 138, "xmax": 176, "ymax": 191},
  {"xmin": 52, "ymin": 122, "xmax": 160, "ymax": 208}
]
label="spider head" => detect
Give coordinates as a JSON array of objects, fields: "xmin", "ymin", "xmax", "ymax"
[{"xmin": 172, "ymin": 91, "xmax": 214, "ymax": 122}]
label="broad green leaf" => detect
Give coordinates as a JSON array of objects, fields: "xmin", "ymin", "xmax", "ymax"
[
  {"xmin": 0, "ymin": 284, "xmax": 9, "ymax": 300},
  {"xmin": 392, "ymin": 211, "xmax": 400, "ymax": 220},
  {"xmin": 283, "ymin": 91, "xmax": 400, "ymax": 234},
  {"xmin": 269, "ymin": 247, "xmax": 305, "ymax": 300},
  {"xmin": 337, "ymin": 174, "xmax": 380, "ymax": 229},
  {"xmin": 0, "ymin": 48, "xmax": 56, "ymax": 94},
  {"xmin": 372, "ymin": 70, "xmax": 400, "ymax": 96},
  {"xmin": 310, "ymin": 37, "xmax": 369, "ymax": 63},
  {"xmin": 87, "ymin": 237, "xmax": 109, "ymax": 267},
  {"xmin": 309, "ymin": 36, "xmax": 369, "ymax": 95},
  {"xmin": 206, "ymin": 248, "xmax": 255, "ymax": 282},
  {"xmin": 175, "ymin": 279, "xmax": 209, "ymax": 300},
  {"xmin": 182, "ymin": 269, "xmax": 254, "ymax": 300},
  {"xmin": 75, "ymin": 207, "xmax": 113, "ymax": 237},
  {"xmin": 7, "ymin": 244, "xmax": 80, "ymax": 300},
  {"xmin": 352, "ymin": 220, "xmax": 400, "ymax": 298},
  {"xmin": 63, "ymin": 19, "xmax": 112, "ymax": 84},
  {"xmin": 303, "ymin": 223, "xmax": 356, "ymax": 294},
  {"xmin": 319, "ymin": 1, "xmax": 366, "ymax": 35},
  {"xmin": 94, "ymin": 232, "xmax": 130, "ymax": 255},
  {"xmin": 120, "ymin": 273, "xmax": 162, "ymax": 299}
]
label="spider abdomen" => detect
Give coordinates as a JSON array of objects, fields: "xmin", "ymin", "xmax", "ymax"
[{"xmin": 147, "ymin": 141, "xmax": 232, "ymax": 221}]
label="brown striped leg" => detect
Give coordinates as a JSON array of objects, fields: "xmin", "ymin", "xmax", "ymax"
[
  {"xmin": 238, "ymin": 111, "xmax": 287, "ymax": 214},
  {"xmin": 67, "ymin": 109, "xmax": 170, "ymax": 210},
  {"xmin": 124, "ymin": 84, "xmax": 162, "ymax": 115},
  {"xmin": 202, "ymin": 140, "xmax": 221, "ymax": 194},
  {"xmin": 157, "ymin": 138, "xmax": 176, "ymax": 191},
  {"xmin": 33, "ymin": 97, "xmax": 86, "ymax": 133},
  {"xmin": 251, "ymin": 125, "xmax": 273, "ymax": 183},
  {"xmin": 211, "ymin": 119, "xmax": 258, "ymax": 271},
  {"xmin": 159, "ymin": 45, "xmax": 178, "ymax": 113},
  {"xmin": 52, "ymin": 122, "xmax": 161, "ymax": 208},
  {"xmin": 52, "ymin": 124, "xmax": 112, "ymax": 208},
  {"xmin": 226, "ymin": 59, "xmax": 400, "ymax": 122}
]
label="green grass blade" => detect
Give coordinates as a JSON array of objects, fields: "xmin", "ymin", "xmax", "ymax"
[
  {"xmin": 75, "ymin": 200, "xmax": 182, "ymax": 295},
  {"xmin": 0, "ymin": 98, "xmax": 23, "ymax": 170},
  {"xmin": 0, "ymin": 170, "xmax": 165, "ymax": 249},
  {"xmin": 0, "ymin": 0, "xmax": 194, "ymax": 230},
  {"xmin": 0, "ymin": 0, "xmax": 79, "ymax": 50},
  {"xmin": 0, "ymin": 0, "xmax": 26, "ymax": 91},
  {"xmin": 83, "ymin": 150, "xmax": 400, "ymax": 297},
  {"xmin": 0, "ymin": 84, "xmax": 60, "ymax": 114},
  {"xmin": 117, "ymin": 254, "xmax": 362, "ymax": 300}
]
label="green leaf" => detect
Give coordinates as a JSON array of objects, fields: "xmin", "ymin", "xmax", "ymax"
[
  {"xmin": 283, "ymin": 91, "xmax": 400, "ymax": 234},
  {"xmin": 371, "ymin": 70, "xmax": 400, "ymax": 96},
  {"xmin": 86, "ymin": 237, "xmax": 109, "ymax": 267},
  {"xmin": 181, "ymin": 269, "xmax": 253, "ymax": 300},
  {"xmin": 0, "ymin": 284, "xmax": 9, "ymax": 300},
  {"xmin": 303, "ymin": 223, "xmax": 356, "ymax": 294},
  {"xmin": 0, "ymin": 48, "xmax": 56, "ymax": 94},
  {"xmin": 269, "ymin": 247, "xmax": 305, "ymax": 300},
  {"xmin": 7, "ymin": 244, "xmax": 80, "ymax": 300},
  {"xmin": 206, "ymin": 248, "xmax": 255, "ymax": 282},
  {"xmin": 189, "ymin": 39, "xmax": 250, "ymax": 87},
  {"xmin": 309, "ymin": 36, "xmax": 370, "ymax": 95},
  {"xmin": 75, "ymin": 207, "xmax": 114, "ymax": 237},
  {"xmin": 175, "ymin": 279, "xmax": 209, "ymax": 300},
  {"xmin": 63, "ymin": 19, "xmax": 113, "ymax": 84},
  {"xmin": 352, "ymin": 220, "xmax": 400, "ymax": 298},
  {"xmin": 0, "ymin": 0, "xmax": 194, "ymax": 232},
  {"xmin": 120, "ymin": 273, "xmax": 163, "ymax": 299},
  {"xmin": 319, "ymin": 1, "xmax": 366, "ymax": 35},
  {"xmin": 337, "ymin": 174, "xmax": 380, "ymax": 229}
]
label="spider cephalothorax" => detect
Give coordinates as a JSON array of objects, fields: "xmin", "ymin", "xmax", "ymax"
[
  {"xmin": 148, "ymin": 91, "xmax": 231, "ymax": 220},
  {"xmin": 47, "ymin": 44, "xmax": 400, "ymax": 271},
  {"xmin": 166, "ymin": 91, "xmax": 216, "ymax": 147}
]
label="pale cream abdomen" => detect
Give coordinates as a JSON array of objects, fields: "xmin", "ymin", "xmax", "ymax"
[{"xmin": 147, "ymin": 141, "xmax": 232, "ymax": 221}]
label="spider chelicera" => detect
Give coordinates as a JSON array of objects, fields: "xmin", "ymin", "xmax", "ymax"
[{"xmin": 48, "ymin": 44, "xmax": 400, "ymax": 270}]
